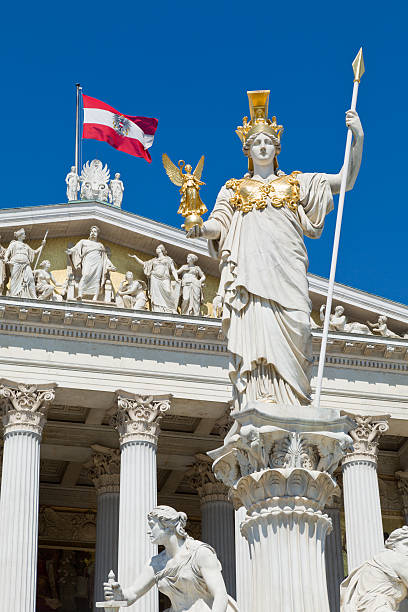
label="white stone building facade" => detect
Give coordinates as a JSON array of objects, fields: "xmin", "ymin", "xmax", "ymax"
[{"xmin": 0, "ymin": 200, "xmax": 407, "ymax": 611}]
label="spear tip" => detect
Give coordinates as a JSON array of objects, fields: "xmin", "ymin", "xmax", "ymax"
[{"xmin": 352, "ymin": 47, "xmax": 365, "ymax": 82}]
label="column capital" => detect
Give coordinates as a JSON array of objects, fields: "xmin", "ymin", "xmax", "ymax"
[
  {"xmin": 86, "ymin": 445, "xmax": 120, "ymax": 494},
  {"xmin": 342, "ymin": 414, "xmax": 390, "ymax": 465},
  {"xmin": 0, "ymin": 379, "xmax": 56, "ymax": 437},
  {"xmin": 112, "ymin": 390, "xmax": 171, "ymax": 446},
  {"xmin": 186, "ymin": 453, "xmax": 230, "ymax": 503}
]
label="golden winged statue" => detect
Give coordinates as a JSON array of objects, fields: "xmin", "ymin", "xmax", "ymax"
[{"xmin": 162, "ymin": 153, "xmax": 207, "ymax": 231}]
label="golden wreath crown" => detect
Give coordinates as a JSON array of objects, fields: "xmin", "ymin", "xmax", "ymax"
[{"xmin": 236, "ymin": 90, "xmax": 284, "ymax": 144}]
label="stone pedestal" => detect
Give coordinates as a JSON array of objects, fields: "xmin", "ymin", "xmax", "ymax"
[
  {"xmin": 87, "ymin": 445, "xmax": 121, "ymax": 611},
  {"xmin": 186, "ymin": 454, "xmax": 236, "ymax": 597},
  {"xmin": 235, "ymin": 506, "xmax": 252, "ymax": 612},
  {"xmin": 0, "ymin": 379, "xmax": 56, "ymax": 612},
  {"xmin": 113, "ymin": 392, "xmax": 171, "ymax": 612},
  {"xmin": 325, "ymin": 507, "xmax": 344, "ymax": 612},
  {"xmin": 342, "ymin": 414, "xmax": 389, "ymax": 572},
  {"xmin": 209, "ymin": 402, "xmax": 354, "ymax": 612}
]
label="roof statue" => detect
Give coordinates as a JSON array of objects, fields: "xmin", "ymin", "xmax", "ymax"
[{"xmin": 80, "ymin": 160, "xmax": 111, "ymax": 203}]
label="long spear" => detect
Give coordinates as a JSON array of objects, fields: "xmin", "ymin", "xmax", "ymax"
[
  {"xmin": 33, "ymin": 230, "xmax": 48, "ymax": 271},
  {"xmin": 314, "ymin": 48, "xmax": 365, "ymax": 409}
]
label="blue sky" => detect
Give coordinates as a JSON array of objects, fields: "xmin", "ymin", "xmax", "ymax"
[{"xmin": 1, "ymin": 1, "xmax": 405, "ymax": 303}]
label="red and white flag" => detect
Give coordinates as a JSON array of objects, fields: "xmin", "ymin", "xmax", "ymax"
[{"xmin": 82, "ymin": 94, "xmax": 158, "ymax": 162}]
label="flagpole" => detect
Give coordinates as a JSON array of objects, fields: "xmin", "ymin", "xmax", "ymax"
[
  {"xmin": 314, "ymin": 48, "xmax": 365, "ymax": 409},
  {"xmin": 75, "ymin": 83, "xmax": 81, "ymax": 174}
]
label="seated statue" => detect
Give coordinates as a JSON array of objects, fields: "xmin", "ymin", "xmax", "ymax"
[
  {"xmin": 103, "ymin": 505, "xmax": 238, "ymax": 611},
  {"xmin": 34, "ymin": 260, "xmax": 63, "ymax": 301},
  {"xmin": 115, "ymin": 271, "xmax": 147, "ymax": 310},
  {"xmin": 320, "ymin": 304, "xmax": 371, "ymax": 335},
  {"xmin": 340, "ymin": 526, "xmax": 408, "ymax": 611}
]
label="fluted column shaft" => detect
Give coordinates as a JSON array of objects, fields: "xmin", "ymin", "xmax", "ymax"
[
  {"xmin": 201, "ymin": 497, "xmax": 236, "ymax": 597},
  {"xmin": 325, "ymin": 508, "xmax": 344, "ymax": 612},
  {"xmin": 0, "ymin": 379, "xmax": 56, "ymax": 612},
  {"xmin": 186, "ymin": 454, "xmax": 236, "ymax": 597},
  {"xmin": 87, "ymin": 446, "xmax": 121, "ymax": 610},
  {"xmin": 235, "ymin": 506, "xmax": 252, "ymax": 612},
  {"xmin": 342, "ymin": 414, "xmax": 389, "ymax": 572},
  {"xmin": 113, "ymin": 392, "xmax": 170, "ymax": 612}
]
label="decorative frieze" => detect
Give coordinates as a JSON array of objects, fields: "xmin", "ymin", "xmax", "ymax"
[
  {"xmin": 39, "ymin": 506, "xmax": 97, "ymax": 542},
  {"xmin": 85, "ymin": 445, "xmax": 120, "ymax": 494},
  {"xmin": 343, "ymin": 414, "xmax": 390, "ymax": 465},
  {"xmin": 113, "ymin": 392, "xmax": 171, "ymax": 446},
  {"xmin": 0, "ymin": 379, "xmax": 56, "ymax": 436},
  {"xmin": 395, "ymin": 471, "xmax": 408, "ymax": 520}
]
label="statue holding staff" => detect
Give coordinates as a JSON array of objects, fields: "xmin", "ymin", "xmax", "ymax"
[
  {"xmin": 187, "ymin": 90, "xmax": 363, "ymax": 409},
  {"xmin": 4, "ymin": 228, "xmax": 46, "ymax": 299},
  {"xmin": 101, "ymin": 505, "xmax": 238, "ymax": 611}
]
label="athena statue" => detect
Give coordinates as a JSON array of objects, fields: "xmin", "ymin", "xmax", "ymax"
[
  {"xmin": 103, "ymin": 505, "xmax": 238, "ymax": 611},
  {"xmin": 187, "ymin": 90, "xmax": 363, "ymax": 409}
]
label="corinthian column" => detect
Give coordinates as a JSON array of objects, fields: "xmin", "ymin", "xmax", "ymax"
[
  {"xmin": 234, "ymin": 505, "xmax": 252, "ymax": 612},
  {"xmin": 113, "ymin": 391, "xmax": 171, "ymax": 612},
  {"xmin": 186, "ymin": 453, "xmax": 236, "ymax": 597},
  {"xmin": 0, "ymin": 379, "xmax": 56, "ymax": 612},
  {"xmin": 209, "ymin": 407, "xmax": 354, "ymax": 612},
  {"xmin": 342, "ymin": 414, "xmax": 389, "ymax": 572},
  {"xmin": 86, "ymin": 445, "xmax": 120, "ymax": 611}
]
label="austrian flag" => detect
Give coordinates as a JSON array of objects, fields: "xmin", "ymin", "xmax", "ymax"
[{"xmin": 82, "ymin": 94, "xmax": 158, "ymax": 162}]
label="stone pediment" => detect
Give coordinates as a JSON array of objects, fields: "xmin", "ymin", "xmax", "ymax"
[{"xmin": 0, "ymin": 200, "xmax": 407, "ymax": 335}]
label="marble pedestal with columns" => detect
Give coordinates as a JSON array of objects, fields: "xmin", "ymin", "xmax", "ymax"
[
  {"xmin": 0, "ymin": 379, "xmax": 56, "ymax": 612},
  {"xmin": 209, "ymin": 402, "xmax": 355, "ymax": 612},
  {"xmin": 341, "ymin": 414, "xmax": 389, "ymax": 572},
  {"xmin": 186, "ymin": 453, "xmax": 236, "ymax": 597},
  {"xmin": 112, "ymin": 391, "xmax": 171, "ymax": 612},
  {"xmin": 86, "ymin": 445, "xmax": 121, "ymax": 611}
]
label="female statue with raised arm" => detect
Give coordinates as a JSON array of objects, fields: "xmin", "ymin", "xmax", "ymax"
[
  {"xmin": 187, "ymin": 90, "xmax": 364, "ymax": 409},
  {"xmin": 4, "ymin": 228, "xmax": 46, "ymax": 299},
  {"xmin": 103, "ymin": 505, "xmax": 237, "ymax": 611},
  {"xmin": 129, "ymin": 245, "xmax": 180, "ymax": 313}
]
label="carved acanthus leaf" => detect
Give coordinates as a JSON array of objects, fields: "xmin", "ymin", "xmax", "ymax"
[
  {"xmin": 112, "ymin": 392, "xmax": 171, "ymax": 445},
  {"xmin": 0, "ymin": 379, "xmax": 56, "ymax": 435}
]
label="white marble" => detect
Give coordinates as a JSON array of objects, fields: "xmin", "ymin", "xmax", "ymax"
[
  {"xmin": 34, "ymin": 259, "xmax": 63, "ymax": 301},
  {"xmin": 66, "ymin": 225, "xmax": 116, "ymax": 300},
  {"xmin": 66, "ymin": 166, "xmax": 80, "ymax": 201},
  {"xmin": 342, "ymin": 414, "xmax": 389, "ymax": 572},
  {"xmin": 325, "ymin": 508, "xmax": 344, "ymax": 612},
  {"xmin": 101, "ymin": 506, "xmax": 238, "ymax": 611},
  {"xmin": 4, "ymin": 228, "xmax": 45, "ymax": 299},
  {"xmin": 113, "ymin": 393, "xmax": 171, "ymax": 612},
  {"xmin": 0, "ymin": 379, "xmax": 56, "ymax": 612},
  {"xmin": 129, "ymin": 245, "xmax": 180, "ymax": 313},
  {"xmin": 177, "ymin": 254, "xmax": 205, "ymax": 316},
  {"xmin": 209, "ymin": 403, "xmax": 354, "ymax": 612},
  {"xmin": 340, "ymin": 526, "xmax": 408, "ymax": 611},
  {"xmin": 367, "ymin": 314, "xmax": 401, "ymax": 338},
  {"xmin": 109, "ymin": 173, "xmax": 124, "ymax": 208},
  {"xmin": 80, "ymin": 159, "xmax": 110, "ymax": 202},
  {"xmin": 234, "ymin": 506, "xmax": 252, "ymax": 612},
  {"xmin": 187, "ymin": 92, "xmax": 364, "ymax": 409},
  {"xmin": 115, "ymin": 272, "xmax": 147, "ymax": 310},
  {"xmin": 320, "ymin": 304, "xmax": 371, "ymax": 334}
]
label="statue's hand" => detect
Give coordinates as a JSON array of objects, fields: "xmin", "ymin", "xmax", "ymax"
[
  {"xmin": 103, "ymin": 580, "xmax": 125, "ymax": 601},
  {"xmin": 345, "ymin": 109, "xmax": 363, "ymax": 138},
  {"xmin": 186, "ymin": 224, "xmax": 203, "ymax": 239}
]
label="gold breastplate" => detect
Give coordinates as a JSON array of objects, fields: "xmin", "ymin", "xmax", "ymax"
[{"xmin": 225, "ymin": 171, "xmax": 301, "ymax": 213}]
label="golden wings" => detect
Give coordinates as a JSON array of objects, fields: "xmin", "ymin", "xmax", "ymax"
[{"xmin": 162, "ymin": 153, "xmax": 205, "ymax": 186}]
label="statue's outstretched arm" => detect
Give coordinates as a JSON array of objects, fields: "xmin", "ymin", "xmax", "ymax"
[
  {"xmin": 325, "ymin": 110, "xmax": 364, "ymax": 195},
  {"xmin": 186, "ymin": 219, "xmax": 222, "ymax": 240},
  {"xmin": 120, "ymin": 564, "xmax": 156, "ymax": 605},
  {"xmin": 196, "ymin": 547, "xmax": 228, "ymax": 612}
]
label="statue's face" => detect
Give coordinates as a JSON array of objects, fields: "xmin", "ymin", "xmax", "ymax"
[
  {"xmin": 90, "ymin": 227, "xmax": 99, "ymax": 240},
  {"xmin": 156, "ymin": 246, "xmax": 165, "ymax": 256},
  {"xmin": 185, "ymin": 164, "xmax": 192, "ymax": 173},
  {"xmin": 250, "ymin": 133, "xmax": 275, "ymax": 165},
  {"xmin": 115, "ymin": 173, "xmax": 120, "ymax": 179},
  {"xmin": 147, "ymin": 518, "xmax": 168, "ymax": 545},
  {"xmin": 187, "ymin": 254, "xmax": 195, "ymax": 265},
  {"xmin": 126, "ymin": 272, "xmax": 133, "ymax": 281}
]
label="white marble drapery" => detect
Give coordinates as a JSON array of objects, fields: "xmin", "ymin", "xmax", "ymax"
[{"xmin": 0, "ymin": 379, "xmax": 56, "ymax": 612}]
